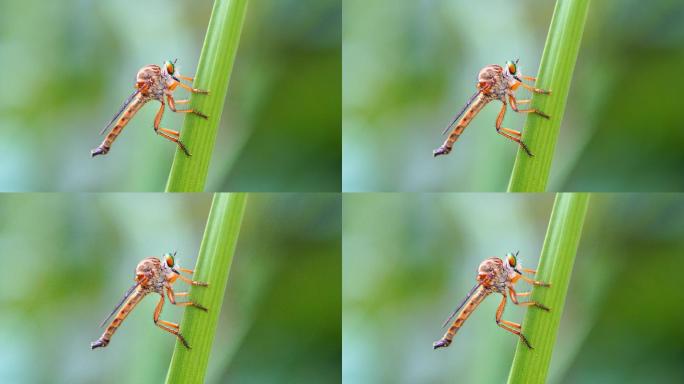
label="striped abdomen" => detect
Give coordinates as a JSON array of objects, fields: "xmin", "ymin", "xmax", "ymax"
[
  {"xmin": 91, "ymin": 94, "xmax": 148, "ymax": 157},
  {"xmin": 91, "ymin": 288, "xmax": 147, "ymax": 349},
  {"xmin": 433, "ymin": 286, "xmax": 490, "ymax": 349},
  {"xmin": 103, "ymin": 95, "xmax": 146, "ymax": 149},
  {"xmin": 441, "ymin": 94, "xmax": 488, "ymax": 151}
]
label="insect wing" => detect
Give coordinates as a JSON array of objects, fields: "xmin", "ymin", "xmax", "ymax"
[
  {"xmin": 441, "ymin": 283, "xmax": 481, "ymax": 328},
  {"xmin": 99, "ymin": 281, "xmax": 141, "ymax": 328},
  {"xmin": 441, "ymin": 90, "xmax": 481, "ymax": 135},
  {"xmin": 99, "ymin": 89, "xmax": 141, "ymax": 135}
]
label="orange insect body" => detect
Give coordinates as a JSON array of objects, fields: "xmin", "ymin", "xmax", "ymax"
[
  {"xmin": 91, "ymin": 252, "xmax": 208, "ymax": 350},
  {"xmin": 433, "ymin": 60, "xmax": 551, "ymax": 157},
  {"xmin": 433, "ymin": 252, "xmax": 550, "ymax": 350},
  {"xmin": 91, "ymin": 60, "xmax": 209, "ymax": 157}
]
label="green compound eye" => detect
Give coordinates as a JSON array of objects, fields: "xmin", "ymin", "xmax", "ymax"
[
  {"xmin": 164, "ymin": 60, "xmax": 175, "ymax": 75},
  {"xmin": 506, "ymin": 61, "xmax": 517, "ymax": 75},
  {"xmin": 506, "ymin": 253, "xmax": 517, "ymax": 268},
  {"xmin": 164, "ymin": 253, "xmax": 175, "ymax": 268}
]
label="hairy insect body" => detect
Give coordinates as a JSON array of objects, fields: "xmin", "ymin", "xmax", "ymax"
[
  {"xmin": 478, "ymin": 65, "xmax": 508, "ymax": 100},
  {"xmin": 433, "ymin": 60, "xmax": 551, "ymax": 157},
  {"xmin": 91, "ymin": 60, "xmax": 209, "ymax": 157},
  {"xmin": 91, "ymin": 253, "xmax": 208, "ymax": 350},
  {"xmin": 137, "ymin": 65, "xmax": 169, "ymax": 101},
  {"xmin": 433, "ymin": 253, "xmax": 550, "ymax": 350}
]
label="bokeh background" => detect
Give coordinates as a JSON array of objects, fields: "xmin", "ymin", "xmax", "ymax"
[
  {"xmin": 0, "ymin": 193, "xmax": 341, "ymax": 383},
  {"xmin": 0, "ymin": 0, "xmax": 340, "ymax": 192},
  {"xmin": 343, "ymin": 0, "xmax": 684, "ymax": 192},
  {"xmin": 343, "ymin": 193, "xmax": 684, "ymax": 383}
]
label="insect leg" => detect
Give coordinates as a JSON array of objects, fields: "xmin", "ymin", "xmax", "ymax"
[
  {"xmin": 509, "ymin": 286, "xmax": 550, "ymax": 311},
  {"xmin": 166, "ymin": 286, "xmax": 208, "ymax": 311},
  {"xmin": 176, "ymin": 273, "xmax": 209, "ymax": 287},
  {"xmin": 167, "ymin": 93, "xmax": 208, "ymax": 119},
  {"xmin": 177, "ymin": 74, "xmax": 195, "ymax": 82},
  {"xmin": 157, "ymin": 319, "xmax": 180, "ymax": 330},
  {"xmin": 520, "ymin": 81, "xmax": 551, "ymax": 95},
  {"xmin": 494, "ymin": 102, "xmax": 534, "ymax": 157},
  {"xmin": 175, "ymin": 80, "xmax": 210, "ymax": 95},
  {"xmin": 522, "ymin": 75, "xmax": 537, "ymax": 82},
  {"xmin": 177, "ymin": 266, "xmax": 196, "ymax": 274},
  {"xmin": 520, "ymin": 274, "xmax": 551, "ymax": 287},
  {"xmin": 153, "ymin": 294, "xmax": 190, "ymax": 349},
  {"xmin": 495, "ymin": 294, "xmax": 533, "ymax": 349},
  {"xmin": 153, "ymin": 101, "xmax": 192, "ymax": 156},
  {"xmin": 509, "ymin": 94, "xmax": 549, "ymax": 119}
]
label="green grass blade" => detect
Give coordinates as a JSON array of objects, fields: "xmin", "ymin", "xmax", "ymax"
[
  {"xmin": 165, "ymin": 0, "xmax": 248, "ymax": 192},
  {"xmin": 165, "ymin": 193, "xmax": 247, "ymax": 384},
  {"xmin": 506, "ymin": 193, "xmax": 590, "ymax": 384},
  {"xmin": 507, "ymin": 0, "xmax": 590, "ymax": 192}
]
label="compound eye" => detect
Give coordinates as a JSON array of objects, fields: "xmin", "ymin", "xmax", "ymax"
[
  {"xmin": 507, "ymin": 62, "xmax": 517, "ymax": 75},
  {"xmin": 165, "ymin": 61, "xmax": 175, "ymax": 75},
  {"xmin": 507, "ymin": 254, "xmax": 517, "ymax": 268},
  {"xmin": 164, "ymin": 253, "xmax": 175, "ymax": 268}
]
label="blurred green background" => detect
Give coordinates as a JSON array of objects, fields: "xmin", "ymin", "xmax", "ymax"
[
  {"xmin": 0, "ymin": 0, "xmax": 340, "ymax": 192},
  {"xmin": 343, "ymin": 0, "xmax": 684, "ymax": 192},
  {"xmin": 0, "ymin": 193, "xmax": 341, "ymax": 383},
  {"xmin": 343, "ymin": 193, "xmax": 684, "ymax": 383}
]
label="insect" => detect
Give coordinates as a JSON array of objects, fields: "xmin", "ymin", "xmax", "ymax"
[
  {"xmin": 433, "ymin": 252, "xmax": 550, "ymax": 350},
  {"xmin": 91, "ymin": 60, "xmax": 209, "ymax": 157},
  {"xmin": 433, "ymin": 60, "xmax": 551, "ymax": 157},
  {"xmin": 91, "ymin": 252, "xmax": 208, "ymax": 350}
]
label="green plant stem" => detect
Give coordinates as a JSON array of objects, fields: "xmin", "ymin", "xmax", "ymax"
[
  {"xmin": 506, "ymin": 193, "xmax": 589, "ymax": 384},
  {"xmin": 165, "ymin": 0, "xmax": 248, "ymax": 192},
  {"xmin": 165, "ymin": 193, "xmax": 247, "ymax": 384},
  {"xmin": 507, "ymin": 0, "xmax": 590, "ymax": 192}
]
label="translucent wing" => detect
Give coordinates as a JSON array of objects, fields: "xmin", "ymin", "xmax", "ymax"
[
  {"xmin": 99, "ymin": 89, "xmax": 141, "ymax": 135},
  {"xmin": 99, "ymin": 281, "xmax": 141, "ymax": 328},
  {"xmin": 441, "ymin": 90, "xmax": 482, "ymax": 135},
  {"xmin": 441, "ymin": 282, "xmax": 481, "ymax": 328}
]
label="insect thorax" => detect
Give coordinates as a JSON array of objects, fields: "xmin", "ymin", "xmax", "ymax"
[
  {"xmin": 136, "ymin": 65, "xmax": 166, "ymax": 100},
  {"xmin": 478, "ymin": 258, "xmax": 508, "ymax": 292},
  {"xmin": 478, "ymin": 65, "xmax": 508, "ymax": 100},
  {"xmin": 135, "ymin": 257, "xmax": 166, "ymax": 292}
]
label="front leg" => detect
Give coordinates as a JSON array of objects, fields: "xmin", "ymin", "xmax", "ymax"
[
  {"xmin": 176, "ymin": 273, "xmax": 209, "ymax": 287},
  {"xmin": 508, "ymin": 94, "xmax": 549, "ymax": 119},
  {"xmin": 166, "ymin": 286, "xmax": 208, "ymax": 311},
  {"xmin": 520, "ymin": 81, "xmax": 552, "ymax": 95},
  {"xmin": 520, "ymin": 274, "xmax": 551, "ymax": 287},
  {"xmin": 167, "ymin": 93, "xmax": 208, "ymax": 119},
  {"xmin": 174, "ymin": 78, "xmax": 210, "ymax": 95},
  {"xmin": 508, "ymin": 286, "xmax": 550, "ymax": 311}
]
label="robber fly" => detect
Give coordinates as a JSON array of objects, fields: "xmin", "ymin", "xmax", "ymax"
[
  {"xmin": 433, "ymin": 252, "xmax": 550, "ymax": 350},
  {"xmin": 433, "ymin": 60, "xmax": 551, "ymax": 157},
  {"xmin": 91, "ymin": 60, "xmax": 209, "ymax": 157},
  {"xmin": 91, "ymin": 252, "xmax": 208, "ymax": 349}
]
